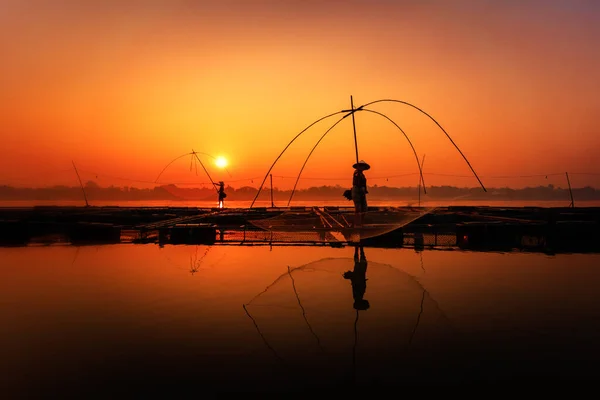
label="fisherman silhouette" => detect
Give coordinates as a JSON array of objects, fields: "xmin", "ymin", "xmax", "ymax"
[
  {"xmin": 343, "ymin": 245, "xmax": 369, "ymax": 310},
  {"xmin": 351, "ymin": 160, "xmax": 369, "ymax": 228},
  {"xmin": 214, "ymin": 181, "xmax": 226, "ymax": 208}
]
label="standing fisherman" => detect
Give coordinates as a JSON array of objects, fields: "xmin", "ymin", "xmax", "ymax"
[
  {"xmin": 352, "ymin": 160, "xmax": 370, "ymax": 227},
  {"xmin": 214, "ymin": 181, "xmax": 227, "ymax": 208}
]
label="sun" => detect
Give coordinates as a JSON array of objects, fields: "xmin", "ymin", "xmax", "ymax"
[{"xmin": 215, "ymin": 156, "xmax": 228, "ymax": 169}]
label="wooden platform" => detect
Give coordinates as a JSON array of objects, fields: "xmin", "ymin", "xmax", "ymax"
[{"xmin": 1, "ymin": 205, "xmax": 599, "ymax": 253}]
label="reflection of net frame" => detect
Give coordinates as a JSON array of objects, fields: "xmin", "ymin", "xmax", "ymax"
[
  {"xmin": 249, "ymin": 206, "xmax": 436, "ymax": 243},
  {"xmin": 242, "ymin": 257, "xmax": 453, "ymax": 380}
]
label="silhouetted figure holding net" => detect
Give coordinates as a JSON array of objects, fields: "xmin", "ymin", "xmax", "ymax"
[
  {"xmin": 214, "ymin": 181, "xmax": 226, "ymax": 208},
  {"xmin": 343, "ymin": 245, "xmax": 369, "ymax": 311},
  {"xmin": 351, "ymin": 160, "xmax": 369, "ymax": 228}
]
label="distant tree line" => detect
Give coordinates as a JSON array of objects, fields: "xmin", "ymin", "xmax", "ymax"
[
  {"xmin": 0, "ymin": 181, "xmax": 178, "ymax": 201},
  {"xmin": 0, "ymin": 181, "xmax": 599, "ymax": 202}
]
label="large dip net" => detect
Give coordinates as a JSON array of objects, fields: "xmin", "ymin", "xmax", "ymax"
[
  {"xmin": 242, "ymin": 256, "xmax": 455, "ymax": 386},
  {"xmin": 248, "ymin": 206, "xmax": 436, "ymax": 244}
]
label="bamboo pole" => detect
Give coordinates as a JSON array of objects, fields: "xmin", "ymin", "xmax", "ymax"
[
  {"xmin": 72, "ymin": 161, "xmax": 89, "ymax": 207},
  {"xmin": 565, "ymin": 172, "xmax": 574, "ymax": 207},
  {"xmin": 350, "ymin": 95, "xmax": 359, "ymax": 163}
]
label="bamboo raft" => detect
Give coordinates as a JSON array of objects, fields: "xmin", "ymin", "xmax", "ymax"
[{"xmin": 1, "ymin": 205, "xmax": 599, "ymax": 253}]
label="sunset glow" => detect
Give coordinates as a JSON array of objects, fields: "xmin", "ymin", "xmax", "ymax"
[
  {"xmin": 215, "ymin": 156, "xmax": 228, "ymax": 169},
  {"xmin": 1, "ymin": 0, "xmax": 599, "ymax": 190}
]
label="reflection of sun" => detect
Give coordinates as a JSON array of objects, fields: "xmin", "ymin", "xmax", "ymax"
[{"xmin": 215, "ymin": 156, "xmax": 228, "ymax": 169}]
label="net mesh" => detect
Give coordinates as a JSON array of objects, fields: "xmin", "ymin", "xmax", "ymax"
[
  {"xmin": 243, "ymin": 256, "xmax": 454, "ymax": 383},
  {"xmin": 248, "ymin": 206, "xmax": 435, "ymax": 243}
]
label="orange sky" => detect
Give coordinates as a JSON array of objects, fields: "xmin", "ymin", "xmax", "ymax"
[{"xmin": 1, "ymin": 0, "xmax": 599, "ymax": 190}]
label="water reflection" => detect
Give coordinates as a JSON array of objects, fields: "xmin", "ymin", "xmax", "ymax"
[
  {"xmin": 2, "ymin": 245, "xmax": 600, "ymax": 395},
  {"xmin": 242, "ymin": 246, "xmax": 454, "ymax": 388},
  {"xmin": 344, "ymin": 245, "xmax": 369, "ymax": 310},
  {"xmin": 189, "ymin": 246, "xmax": 211, "ymax": 275},
  {"xmin": 346, "ymin": 245, "xmax": 369, "ymax": 386},
  {"xmin": 346, "ymin": 246, "xmax": 371, "ymax": 384},
  {"xmin": 157, "ymin": 244, "xmax": 226, "ymax": 276}
]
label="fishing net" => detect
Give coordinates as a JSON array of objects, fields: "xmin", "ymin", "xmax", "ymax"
[
  {"xmin": 243, "ymin": 256, "xmax": 454, "ymax": 386},
  {"xmin": 248, "ymin": 206, "xmax": 436, "ymax": 244}
]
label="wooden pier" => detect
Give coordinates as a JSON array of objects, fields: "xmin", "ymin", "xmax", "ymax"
[{"xmin": 1, "ymin": 205, "xmax": 599, "ymax": 253}]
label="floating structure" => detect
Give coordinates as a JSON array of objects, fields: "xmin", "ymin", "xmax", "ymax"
[{"xmin": 1, "ymin": 205, "xmax": 599, "ymax": 253}]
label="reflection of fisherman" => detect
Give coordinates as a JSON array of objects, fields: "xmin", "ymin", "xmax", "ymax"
[
  {"xmin": 343, "ymin": 245, "xmax": 369, "ymax": 310},
  {"xmin": 214, "ymin": 181, "xmax": 226, "ymax": 208},
  {"xmin": 352, "ymin": 160, "xmax": 370, "ymax": 227}
]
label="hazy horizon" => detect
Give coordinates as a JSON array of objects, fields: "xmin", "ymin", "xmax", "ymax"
[
  {"xmin": 2, "ymin": 180, "xmax": 599, "ymax": 205},
  {"xmin": 2, "ymin": 179, "xmax": 599, "ymax": 191}
]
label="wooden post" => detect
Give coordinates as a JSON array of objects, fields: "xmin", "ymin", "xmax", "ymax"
[
  {"xmin": 565, "ymin": 172, "xmax": 574, "ymax": 208},
  {"xmin": 270, "ymin": 174, "xmax": 274, "ymax": 207}
]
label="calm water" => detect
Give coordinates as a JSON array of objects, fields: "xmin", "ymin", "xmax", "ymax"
[
  {"xmin": 2, "ymin": 245, "xmax": 600, "ymax": 395},
  {"xmin": 2, "ymin": 199, "xmax": 599, "ymax": 208}
]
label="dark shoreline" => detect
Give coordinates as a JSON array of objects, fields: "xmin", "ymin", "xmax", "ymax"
[{"xmin": 1, "ymin": 205, "xmax": 599, "ymax": 253}]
